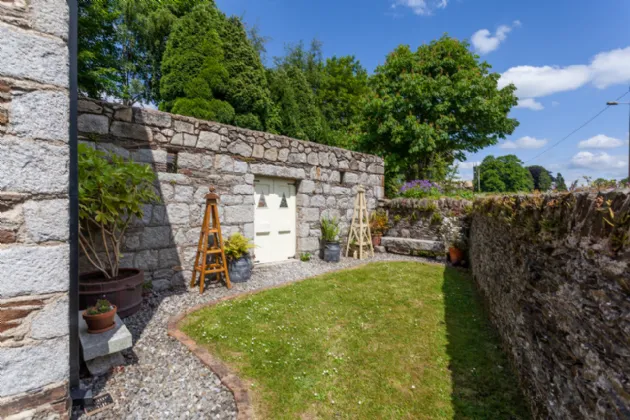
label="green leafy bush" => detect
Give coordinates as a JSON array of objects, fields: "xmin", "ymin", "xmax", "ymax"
[
  {"xmin": 320, "ymin": 216, "xmax": 340, "ymax": 242},
  {"xmin": 79, "ymin": 144, "xmax": 159, "ymax": 279},
  {"xmin": 224, "ymin": 232, "xmax": 255, "ymax": 261},
  {"xmin": 300, "ymin": 252, "xmax": 312, "ymax": 262},
  {"xmin": 86, "ymin": 298, "xmax": 114, "ymax": 315},
  {"xmin": 369, "ymin": 210, "xmax": 389, "ymax": 236}
]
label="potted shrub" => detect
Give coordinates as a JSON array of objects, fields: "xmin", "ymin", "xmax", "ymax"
[
  {"xmin": 369, "ymin": 210, "xmax": 389, "ymax": 247},
  {"xmin": 320, "ymin": 216, "xmax": 341, "ymax": 262},
  {"xmin": 441, "ymin": 217, "xmax": 467, "ymax": 265},
  {"xmin": 224, "ymin": 233, "xmax": 255, "ymax": 283},
  {"xmin": 78, "ymin": 144, "xmax": 159, "ymax": 318},
  {"xmin": 83, "ymin": 299, "xmax": 117, "ymax": 334}
]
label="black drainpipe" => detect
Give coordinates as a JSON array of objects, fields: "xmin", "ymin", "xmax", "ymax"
[{"xmin": 68, "ymin": 0, "xmax": 81, "ymax": 401}]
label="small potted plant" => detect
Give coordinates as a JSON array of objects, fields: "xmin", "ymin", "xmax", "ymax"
[
  {"xmin": 369, "ymin": 210, "xmax": 389, "ymax": 247},
  {"xmin": 441, "ymin": 218, "xmax": 466, "ymax": 265},
  {"xmin": 320, "ymin": 216, "xmax": 341, "ymax": 262},
  {"xmin": 224, "ymin": 233, "xmax": 255, "ymax": 282},
  {"xmin": 83, "ymin": 299, "xmax": 117, "ymax": 334}
]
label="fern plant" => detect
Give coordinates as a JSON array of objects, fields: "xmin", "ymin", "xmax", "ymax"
[
  {"xmin": 224, "ymin": 233, "xmax": 255, "ymax": 260},
  {"xmin": 320, "ymin": 216, "xmax": 340, "ymax": 242}
]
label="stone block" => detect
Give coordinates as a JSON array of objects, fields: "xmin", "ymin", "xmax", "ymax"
[
  {"xmin": 0, "ymin": 338, "xmax": 69, "ymax": 397},
  {"xmin": 0, "ymin": 25, "xmax": 68, "ymax": 87},
  {"xmin": 197, "ymin": 131, "xmax": 222, "ymax": 151},
  {"xmin": 166, "ymin": 203, "xmax": 190, "ymax": 224},
  {"xmin": 173, "ymin": 119, "xmax": 194, "ymax": 134},
  {"xmin": 318, "ymin": 152, "xmax": 330, "ymax": 167},
  {"xmin": 331, "ymin": 186, "xmax": 351, "ymax": 196},
  {"xmin": 157, "ymin": 173, "xmax": 190, "ymax": 185},
  {"xmin": 173, "ymin": 185, "xmax": 194, "ymax": 202},
  {"xmin": 97, "ymin": 143, "xmax": 129, "ymax": 159},
  {"xmin": 299, "ymin": 180, "xmax": 315, "ymax": 194},
  {"xmin": 301, "ymin": 207, "xmax": 320, "ymax": 222},
  {"xmin": 30, "ymin": 0, "xmax": 69, "ymax": 37},
  {"xmin": 23, "ymin": 199, "xmax": 68, "ymax": 243},
  {"xmin": 288, "ymin": 153, "xmax": 306, "ymax": 164},
  {"xmin": 381, "ymin": 237, "xmax": 444, "ymax": 256},
  {"xmin": 133, "ymin": 108, "xmax": 172, "ymax": 128},
  {"xmin": 78, "ymin": 100, "xmax": 102, "ymax": 114},
  {"xmin": 114, "ymin": 107, "xmax": 132, "ymax": 122},
  {"xmin": 250, "ymin": 163, "xmax": 278, "ymax": 176},
  {"xmin": 278, "ymin": 148, "xmax": 289, "ymax": 162},
  {"xmin": 307, "ymin": 153, "xmax": 319, "ymax": 166},
  {"xmin": 227, "ymin": 140, "xmax": 253, "ymax": 157},
  {"xmin": 141, "ymin": 226, "xmax": 172, "ymax": 249},
  {"xmin": 215, "ymin": 155, "xmax": 234, "ymax": 172},
  {"xmin": 310, "ymin": 195, "xmax": 326, "ymax": 208},
  {"xmin": 224, "ymin": 205, "xmax": 254, "ymax": 224},
  {"xmin": 0, "ymin": 245, "xmax": 69, "ymax": 298},
  {"xmin": 298, "ymin": 237, "xmax": 320, "ymax": 252},
  {"xmin": 132, "ymin": 149, "xmax": 167, "ymax": 164},
  {"xmin": 264, "ymin": 148, "xmax": 278, "ymax": 161},
  {"xmin": 298, "ymin": 223, "xmax": 310, "ymax": 237},
  {"xmin": 232, "ymin": 184, "xmax": 254, "ymax": 195},
  {"xmin": 11, "ymin": 91, "xmax": 68, "ymax": 142},
  {"xmin": 86, "ymin": 352, "xmax": 125, "ymax": 377},
  {"xmin": 111, "ymin": 121, "xmax": 152, "ymax": 141},
  {"xmin": 171, "ymin": 132, "xmax": 197, "ymax": 147},
  {"xmin": 221, "ymin": 195, "xmax": 243, "ymax": 205},
  {"xmin": 296, "ymin": 194, "xmax": 309, "ymax": 207},
  {"xmin": 252, "ymin": 144, "xmax": 264, "ymax": 158},
  {"xmin": 343, "ymin": 172, "xmax": 359, "ymax": 184},
  {"xmin": 134, "ymin": 249, "xmax": 159, "ymax": 270},
  {"xmin": 77, "ymin": 113, "xmax": 109, "ymax": 135},
  {"xmin": 31, "ymin": 295, "xmax": 69, "ymax": 340},
  {"xmin": 78, "ymin": 313, "xmax": 132, "ymax": 361},
  {"xmin": 243, "ymin": 222, "xmax": 254, "ymax": 239},
  {"xmin": 158, "ymin": 248, "xmax": 180, "ymax": 269},
  {"xmin": 234, "ymin": 160, "xmax": 248, "ymax": 173}
]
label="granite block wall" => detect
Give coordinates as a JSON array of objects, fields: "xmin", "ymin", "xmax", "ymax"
[
  {"xmin": 0, "ymin": 0, "xmax": 71, "ymax": 417},
  {"xmin": 470, "ymin": 192, "xmax": 630, "ymax": 419},
  {"xmin": 78, "ymin": 99, "xmax": 384, "ymax": 290}
]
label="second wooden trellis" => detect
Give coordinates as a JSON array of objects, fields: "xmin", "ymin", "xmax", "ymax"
[{"xmin": 345, "ymin": 185, "xmax": 374, "ymax": 259}]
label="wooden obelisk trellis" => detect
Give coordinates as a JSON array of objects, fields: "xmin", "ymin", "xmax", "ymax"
[
  {"xmin": 345, "ymin": 185, "xmax": 374, "ymax": 259},
  {"xmin": 190, "ymin": 186, "xmax": 231, "ymax": 293}
]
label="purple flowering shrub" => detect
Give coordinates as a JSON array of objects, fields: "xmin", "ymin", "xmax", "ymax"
[{"xmin": 399, "ymin": 180, "xmax": 443, "ymax": 199}]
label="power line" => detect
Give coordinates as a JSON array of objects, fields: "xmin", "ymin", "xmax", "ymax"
[{"xmin": 523, "ymin": 88, "xmax": 630, "ymax": 165}]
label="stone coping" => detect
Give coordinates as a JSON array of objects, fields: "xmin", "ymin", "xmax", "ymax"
[{"xmin": 79, "ymin": 312, "xmax": 132, "ymax": 361}]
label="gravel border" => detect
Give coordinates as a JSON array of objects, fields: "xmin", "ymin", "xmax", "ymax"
[{"xmin": 78, "ymin": 254, "xmax": 436, "ymax": 419}]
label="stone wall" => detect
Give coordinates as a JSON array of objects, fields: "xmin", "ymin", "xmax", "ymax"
[
  {"xmin": 470, "ymin": 192, "xmax": 630, "ymax": 419},
  {"xmin": 78, "ymin": 99, "xmax": 384, "ymax": 290},
  {"xmin": 378, "ymin": 197, "xmax": 471, "ymax": 260},
  {"xmin": 0, "ymin": 0, "xmax": 70, "ymax": 418}
]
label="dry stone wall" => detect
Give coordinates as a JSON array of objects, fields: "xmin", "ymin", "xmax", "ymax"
[
  {"xmin": 470, "ymin": 192, "xmax": 630, "ymax": 419},
  {"xmin": 78, "ymin": 99, "xmax": 384, "ymax": 290},
  {"xmin": 0, "ymin": 0, "xmax": 70, "ymax": 418}
]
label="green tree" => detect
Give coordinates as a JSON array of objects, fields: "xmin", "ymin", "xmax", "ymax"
[
  {"xmin": 475, "ymin": 155, "xmax": 534, "ymax": 192},
  {"xmin": 527, "ymin": 165, "xmax": 554, "ymax": 191},
  {"xmin": 555, "ymin": 173, "xmax": 568, "ymax": 191},
  {"xmin": 160, "ymin": 3, "xmax": 233, "ymax": 123},
  {"xmin": 362, "ymin": 36, "xmax": 519, "ymax": 182},
  {"xmin": 78, "ymin": 0, "xmax": 119, "ymax": 98}
]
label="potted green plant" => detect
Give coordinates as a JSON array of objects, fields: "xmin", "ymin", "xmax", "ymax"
[
  {"xmin": 78, "ymin": 144, "xmax": 159, "ymax": 317},
  {"xmin": 320, "ymin": 216, "xmax": 341, "ymax": 262},
  {"xmin": 369, "ymin": 210, "xmax": 389, "ymax": 247},
  {"xmin": 441, "ymin": 217, "xmax": 466, "ymax": 265},
  {"xmin": 224, "ymin": 233, "xmax": 255, "ymax": 282},
  {"xmin": 83, "ymin": 299, "xmax": 117, "ymax": 334}
]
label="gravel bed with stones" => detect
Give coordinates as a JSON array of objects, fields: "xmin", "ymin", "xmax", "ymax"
[{"xmin": 78, "ymin": 254, "xmax": 435, "ymax": 420}]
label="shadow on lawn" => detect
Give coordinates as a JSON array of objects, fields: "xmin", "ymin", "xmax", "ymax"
[{"xmin": 442, "ymin": 266, "xmax": 531, "ymax": 420}]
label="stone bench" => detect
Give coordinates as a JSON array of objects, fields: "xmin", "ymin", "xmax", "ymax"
[
  {"xmin": 79, "ymin": 312, "xmax": 132, "ymax": 375},
  {"xmin": 380, "ymin": 237, "xmax": 446, "ymax": 260}
]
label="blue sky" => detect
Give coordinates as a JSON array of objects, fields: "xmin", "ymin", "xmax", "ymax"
[{"xmin": 217, "ymin": 0, "xmax": 630, "ymax": 182}]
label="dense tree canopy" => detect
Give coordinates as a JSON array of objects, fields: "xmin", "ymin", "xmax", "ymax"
[
  {"xmin": 555, "ymin": 173, "xmax": 568, "ymax": 191},
  {"xmin": 475, "ymin": 155, "xmax": 534, "ymax": 193},
  {"xmin": 527, "ymin": 165, "xmax": 554, "ymax": 191},
  {"xmin": 362, "ymin": 36, "xmax": 519, "ymax": 182}
]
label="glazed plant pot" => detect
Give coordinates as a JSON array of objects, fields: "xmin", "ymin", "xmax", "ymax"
[
  {"xmin": 372, "ymin": 235, "xmax": 382, "ymax": 247},
  {"xmin": 448, "ymin": 247, "xmax": 465, "ymax": 265},
  {"xmin": 228, "ymin": 255, "xmax": 253, "ymax": 283},
  {"xmin": 323, "ymin": 241, "xmax": 341, "ymax": 263},
  {"xmin": 83, "ymin": 305, "xmax": 117, "ymax": 334},
  {"xmin": 79, "ymin": 269, "xmax": 144, "ymax": 318}
]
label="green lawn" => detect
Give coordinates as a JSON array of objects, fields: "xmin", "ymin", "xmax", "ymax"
[{"xmin": 182, "ymin": 262, "xmax": 530, "ymax": 419}]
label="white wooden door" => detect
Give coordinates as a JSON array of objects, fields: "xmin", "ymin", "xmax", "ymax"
[{"xmin": 254, "ymin": 177, "xmax": 296, "ymax": 263}]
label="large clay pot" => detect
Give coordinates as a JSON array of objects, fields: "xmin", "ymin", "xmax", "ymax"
[
  {"xmin": 79, "ymin": 269, "xmax": 144, "ymax": 318},
  {"xmin": 372, "ymin": 235, "xmax": 382, "ymax": 247},
  {"xmin": 228, "ymin": 255, "xmax": 253, "ymax": 283},
  {"xmin": 83, "ymin": 305, "xmax": 117, "ymax": 334},
  {"xmin": 448, "ymin": 247, "xmax": 465, "ymax": 265},
  {"xmin": 323, "ymin": 241, "xmax": 341, "ymax": 263}
]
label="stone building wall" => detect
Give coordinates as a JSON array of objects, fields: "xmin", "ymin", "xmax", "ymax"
[
  {"xmin": 377, "ymin": 197, "xmax": 471, "ymax": 259},
  {"xmin": 470, "ymin": 192, "xmax": 630, "ymax": 419},
  {"xmin": 78, "ymin": 99, "xmax": 384, "ymax": 290},
  {"xmin": 0, "ymin": 0, "xmax": 71, "ymax": 418}
]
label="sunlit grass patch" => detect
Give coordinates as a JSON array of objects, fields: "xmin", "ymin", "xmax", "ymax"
[{"xmin": 182, "ymin": 262, "xmax": 529, "ymax": 419}]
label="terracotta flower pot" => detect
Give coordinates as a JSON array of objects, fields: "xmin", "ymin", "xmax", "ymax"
[
  {"xmin": 372, "ymin": 235, "xmax": 382, "ymax": 247},
  {"xmin": 448, "ymin": 247, "xmax": 464, "ymax": 265},
  {"xmin": 83, "ymin": 305, "xmax": 117, "ymax": 334}
]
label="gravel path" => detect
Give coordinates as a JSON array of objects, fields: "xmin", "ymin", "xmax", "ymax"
[{"xmin": 78, "ymin": 254, "xmax": 434, "ymax": 419}]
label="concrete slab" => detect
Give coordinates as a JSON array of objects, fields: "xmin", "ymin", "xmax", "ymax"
[
  {"xmin": 79, "ymin": 312, "xmax": 132, "ymax": 361},
  {"xmin": 381, "ymin": 237, "xmax": 445, "ymax": 258},
  {"xmin": 85, "ymin": 352, "xmax": 126, "ymax": 376}
]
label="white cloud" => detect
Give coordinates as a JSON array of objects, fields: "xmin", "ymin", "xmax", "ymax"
[
  {"xmin": 471, "ymin": 21, "xmax": 520, "ymax": 54},
  {"xmin": 393, "ymin": 0, "xmax": 448, "ymax": 15},
  {"xmin": 515, "ymin": 98, "xmax": 544, "ymax": 111},
  {"xmin": 499, "ymin": 46, "xmax": 630, "ymax": 99},
  {"xmin": 570, "ymin": 151, "xmax": 627, "ymax": 170},
  {"xmin": 578, "ymin": 134, "xmax": 624, "ymax": 149},
  {"xmin": 499, "ymin": 136, "xmax": 548, "ymax": 149}
]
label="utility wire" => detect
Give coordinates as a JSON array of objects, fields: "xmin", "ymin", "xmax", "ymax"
[{"xmin": 523, "ymin": 88, "xmax": 630, "ymax": 165}]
